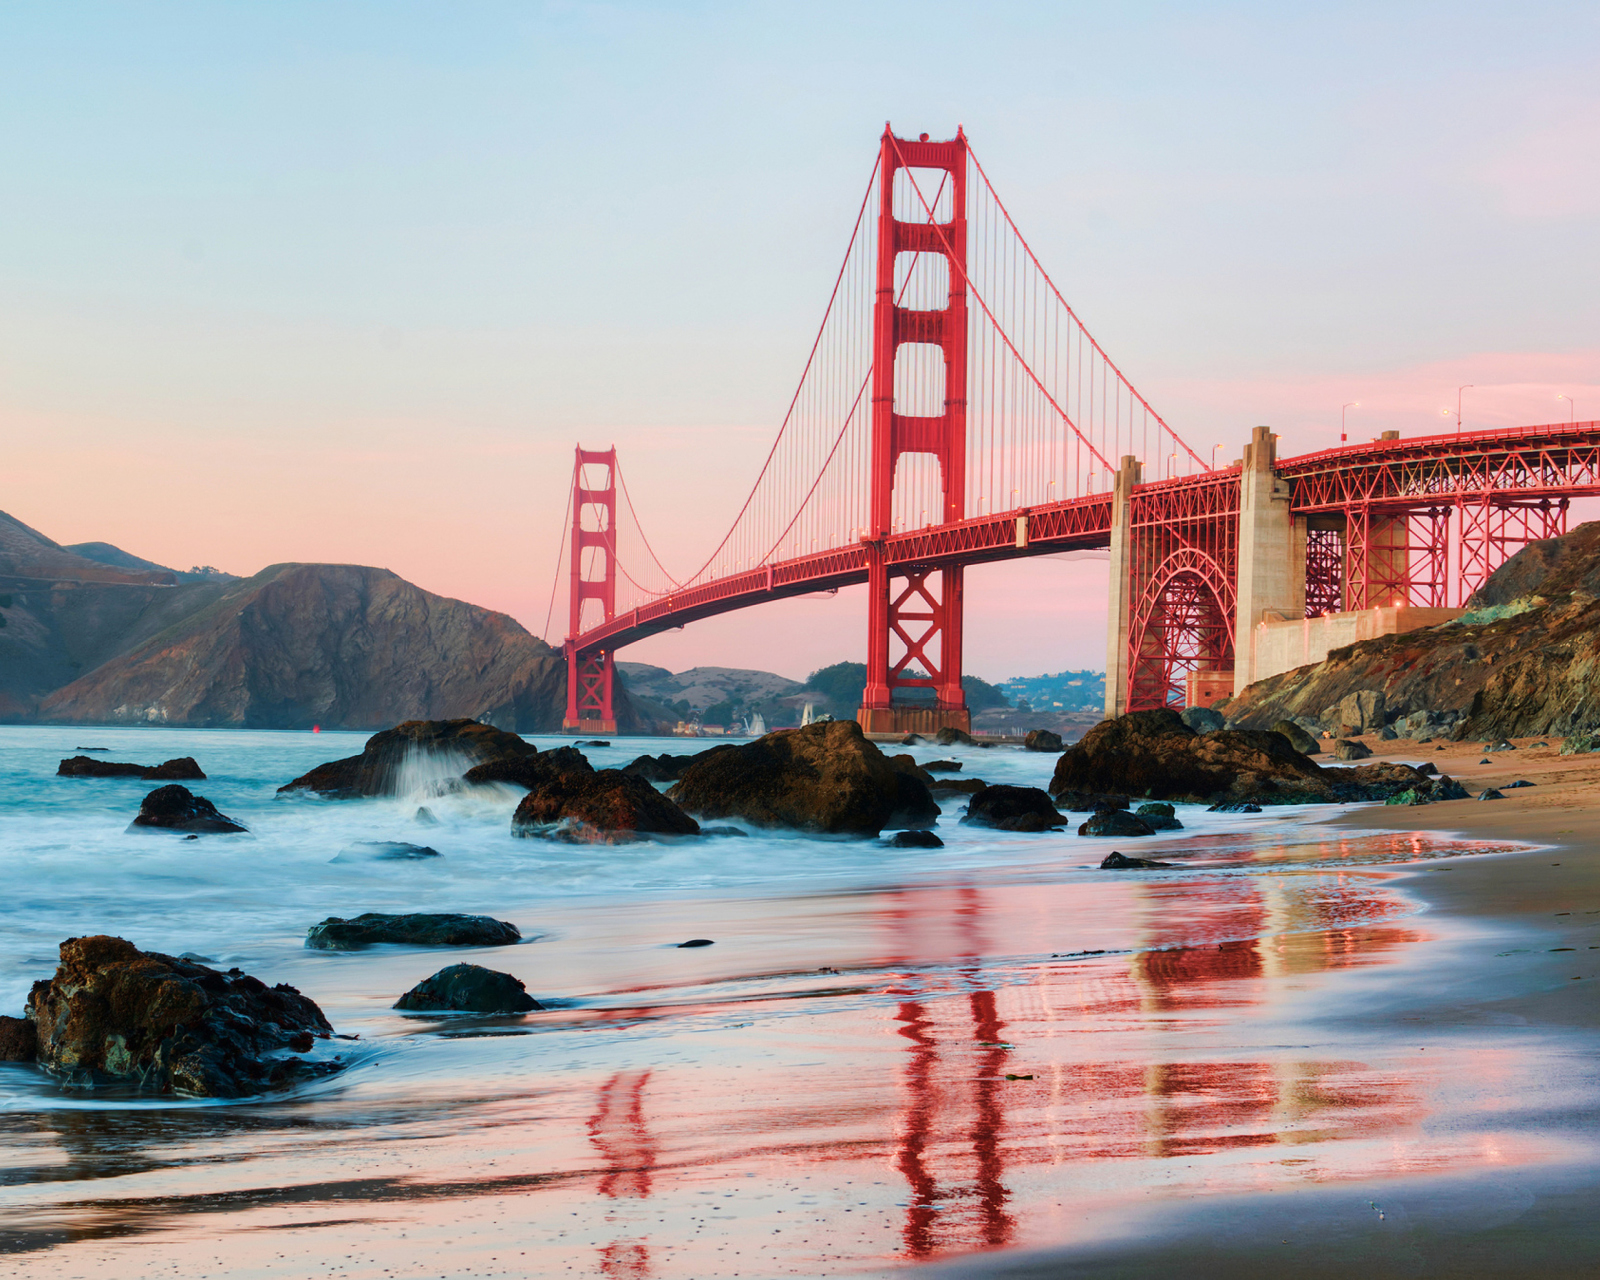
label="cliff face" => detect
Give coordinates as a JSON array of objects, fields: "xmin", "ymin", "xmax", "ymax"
[
  {"xmin": 36, "ymin": 563, "xmax": 623, "ymax": 733},
  {"xmin": 1225, "ymin": 522, "xmax": 1600, "ymax": 739}
]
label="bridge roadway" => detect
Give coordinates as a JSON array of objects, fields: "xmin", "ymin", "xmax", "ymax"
[{"xmin": 570, "ymin": 419, "xmax": 1600, "ymax": 665}]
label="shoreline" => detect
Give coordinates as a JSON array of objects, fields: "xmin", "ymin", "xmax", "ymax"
[{"xmin": 922, "ymin": 735, "xmax": 1600, "ymax": 1278}]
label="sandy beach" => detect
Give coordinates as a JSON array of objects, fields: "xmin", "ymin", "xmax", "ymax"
[{"xmin": 925, "ymin": 734, "xmax": 1600, "ymax": 1279}]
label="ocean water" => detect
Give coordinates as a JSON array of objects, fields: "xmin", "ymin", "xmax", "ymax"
[{"xmin": 0, "ymin": 726, "xmax": 1555, "ymax": 1278}]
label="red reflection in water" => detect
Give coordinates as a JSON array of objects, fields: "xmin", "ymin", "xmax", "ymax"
[{"xmin": 590, "ymin": 1071, "xmax": 657, "ymax": 1278}]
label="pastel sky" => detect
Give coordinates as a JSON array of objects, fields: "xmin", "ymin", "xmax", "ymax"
[{"xmin": 3, "ymin": 2, "xmax": 1597, "ymax": 682}]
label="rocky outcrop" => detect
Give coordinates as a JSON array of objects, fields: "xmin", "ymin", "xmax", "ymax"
[
  {"xmin": 1134, "ymin": 802, "xmax": 1183, "ymax": 831},
  {"xmin": 511, "ymin": 769, "xmax": 700, "ymax": 843},
  {"xmin": 1023, "ymin": 729, "xmax": 1064, "ymax": 752},
  {"xmin": 127, "ymin": 785, "xmax": 247, "ymax": 834},
  {"xmin": 1078, "ymin": 810, "xmax": 1156, "ymax": 837},
  {"xmin": 393, "ymin": 964, "xmax": 541, "ymax": 1013},
  {"xmin": 961, "ymin": 785, "xmax": 1065, "ymax": 832},
  {"xmin": 1271, "ymin": 721, "xmax": 1320, "ymax": 754},
  {"xmin": 666, "ymin": 720, "xmax": 937, "ymax": 836},
  {"xmin": 0, "ymin": 1015, "xmax": 37, "ymax": 1061},
  {"xmin": 621, "ymin": 746, "xmax": 736, "ymax": 783},
  {"xmin": 305, "ymin": 913, "xmax": 521, "ymax": 950},
  {"xmin": 33, "ymin": 562, "xmax": 637, "ymax": 733},
  {"xmin": 1332, "ymin": 739, "xmax": 1372, "ymax": 761},
  {"xmin": 887, "ymin": 829, "xmax": 945, "ymax": 848},
  {"xmin": 1050, "ymin": 710, "xmax": 1327, "ymax": 805},
  {"xmin": 1223, "ymin": 524, "xmax": 1600, "ymax": 741},
  {"xmin": 58, "ymin": 755, "xmax": 205, "ymax": 780},
  {"xmin": 1180, "ymin": 707, "xmax": 1225, "ymax": 733},
  {"xmin": 280, "ymin": 720, "xmax": 538, "ymax": 798},
  {"xmin": 462, "ymin": 747, "xmax": 593, "ymax": 790},
  {"xmin": 23, "ymin": 935, "xmax": 337, "ymax": 1097}
]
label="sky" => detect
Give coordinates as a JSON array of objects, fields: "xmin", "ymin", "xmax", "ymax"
[{"xmin": 2, "ymin": 1, "xmax": 1597, "ymax": 683}]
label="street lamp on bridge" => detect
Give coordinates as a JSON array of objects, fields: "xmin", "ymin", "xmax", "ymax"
[
  {"xmin": 1341, "ymin": 402, "xmax": 1359, "ymax": 443},
  {"xmin": 1558, "ymin": 393, "xmax": 1577, "ymax": 423},
  {"xmin": 1456, "ymin": 385, "xmax": 1473, "ymax": 432}
]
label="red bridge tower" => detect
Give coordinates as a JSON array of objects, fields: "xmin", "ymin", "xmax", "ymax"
[{"xmin": 563, "ymin": 446, "xmax": 618, "ymax": 734}]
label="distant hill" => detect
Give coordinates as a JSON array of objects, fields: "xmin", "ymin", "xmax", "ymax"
[
  {"xmin": 64, "ymin": 541, "xmax": 238, "ymax": 585},
  {"xmin": 37, "ymin": 562, "xmax": 613, "ymax": 732}
]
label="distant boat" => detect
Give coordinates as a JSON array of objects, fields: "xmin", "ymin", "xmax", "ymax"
[{"xmin": 747, "ymin": 711, "xmax": 766, "ymax": 736}]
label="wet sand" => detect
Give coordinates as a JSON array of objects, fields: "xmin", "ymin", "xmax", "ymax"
[{"xmin": 925, "ymin": 736, "xmax": 1600, "ymax": 1279}]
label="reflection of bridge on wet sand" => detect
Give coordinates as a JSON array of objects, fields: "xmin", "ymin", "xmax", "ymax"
[{"xmin": 582, "ymin": 852, "xmax": 1433, "ymax": 1273}]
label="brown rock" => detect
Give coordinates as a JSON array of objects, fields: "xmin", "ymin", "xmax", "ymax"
[
  {"xmin": 463, "ymin": 747, "xmax": 593, "ymax": 790},
  {"xmin": 1332, "ymin": 738, "xmax": 1373, "ymax": 761},
  {"xmin": 0, "ymin": 1014, "xmax": 37, "ymax": 1061},
  {"xmin": 1023, "ymin": 729, "xmax": 1064, "ymax": 752},
  {"xmin": 57, "ymin": 756, "xmax": 148, "ymax": 778},
  {"xmin": 961, "ymin": 784, "xmax": 1065, "ymax": 831},
  {"xmin": 667, "ymin": 720, "xmax": 937, "ymax": 836},
  {"xmin": 1049, "ymin": 709, "xmax": 1327, "ymax": 804},
  {"xmin": 621, "ymin": 746, "xmax": 735, "ymax": 783},
  {"xmin": 25, "ymin": 936, "xmax": 336, "ymax": 1097},
  {"xmin": 280, "ymin": 719, "xmax": 538, "ymax": 798},
  {"xmin": 141, "ymin": 756, "xmax": 206, "ymax": 781},
  {"xmin": 512, "ymin": 769, "xmax": 700, "ymax": 843}
]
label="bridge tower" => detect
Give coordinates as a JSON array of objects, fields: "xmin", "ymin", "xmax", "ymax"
[
  {"xmin": 563, "ymin": 446, "xmax": 619, "ymax": 734},
  {"xmin": 857, "ymin": 125, "xmax": 972, "ymax": 737}
]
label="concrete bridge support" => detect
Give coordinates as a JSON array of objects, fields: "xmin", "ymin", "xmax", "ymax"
[{"xmin": 1231, "ymin": 426, "xmax": 1305, "ymax": 695}]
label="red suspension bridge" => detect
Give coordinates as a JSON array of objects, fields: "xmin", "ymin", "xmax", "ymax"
[{"xmin": 553, "ymin": 126, "xmax": 1600, "ymax": 734}]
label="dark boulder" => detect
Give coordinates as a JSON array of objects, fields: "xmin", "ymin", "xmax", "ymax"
[
  {"xmin": 1078, "ymin": 810, "xmax": 1157, "ymax": 837},
  {"xmin": 922, "ymin": 759, "xmax": 964, "ymax": 773},
  {"xmin": 463, "ymin": 748, "xmax": 593, "ymax": 790},
  {"xmin": 25, "ymin": 935, "xmax": 336, "ymax": 1097},
  {"xmin": 127, "ymin": 785, "xmax": 247, "ymax": 834},
  {"xmin": 961, "ymin": 784, "xmax": 1064, "ymax": 832},
  {"xmin": 1100, "ymin": 851, "xmax": 1175, "ymax": 869},
  {"xmin": 1478, "ymin": 788, "xmax": 1505, "ymax": 800},
  {"xmin": 574, "ymin": 739, "xmax": 610, "ymax": 747},
  {"xmin": 935, "ymin": 726, "xmax": 980, "ymax": 747},
  {"xmin": 621, "ymin": 745, "xmax": 736, "ymax": 783},
  {"xmin": 511, "ymin": 769, "xmax": 700, "ymax": 843},
  {"xmin": 331, "ymin": 841, "xmax": 442, "ymax": 862},
  {"xmin": 1023, "ymin": 729, "xmax": 1064, "ymax": 752},
  {"xmin": 0, "ymin": 1015, "xmax": 37, "ymax": 1062},
  {"xmin": 1385, "ymin": 788, "xmax": 1430, "ymax": 806},
  {"xmin": 887, "ymin": 754, "xmax": 936, "ymax": 784},
  {"xmin": 666, "ymin": 720, "xmax": 934, "ymax": 836},
  {"xmin": 677, "ymin": 938, "xmax": 714, "ymax": 948},
  {"xmin": 1271, "ymin": 720, "xmax": 1321, "ymax": 755},
  {"xmin": 1505, "ymin": 779, "xmax": 1535, "ymax": 789},
  {"xmin": 1333, "ymin": 739, "xmax": 1373, "ymax": 761},
  {"xmin": 1050, "ymin": 709, "xmax": 1327, "ymax": 805},
  {"xmin": 143, "ymin": 757, "xmax": 206, "ymax": 781},
  {"xmin": 1180, "ymin": 707, "xmax": 1225, "ymax": 734},
  {"xmin": 1053, "ymin": 791, "xmax": 1131, "ymax": 813},
  {"xmin": 280, "ymin": 719, "xmax": 538, "ymax": 798},
  {"xmin": 58, "ymin": 756, "xmax": 148, "ymax": 778},
  {"xmin": 305, "ymin": 913, "xmax": 521, "ymax": 950},
  {"xmin": 929, "ymin": 777, "xmax": 986, "ymax": 795},
  {"xmin": 887, "ymin": 829, "xmax": 945, "ymax": 849},
  {"xmin": 698, "ymin": 825, "xmax": 747, "ymax": 837},
  {"xmin": 1135, "ymin": 802, "xmax": 1184, "ymax": 831},
  {"xmin": 1209, "ymin": 801, "xmax": 1262, "ymax": 813},
  {"xmin": 393, "ymin": 963, "xmax": 541, "ymax": 1014}
]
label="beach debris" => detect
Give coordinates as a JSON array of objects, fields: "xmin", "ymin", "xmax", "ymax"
[
  {"xmin": 1333, "ymin": 738, "xmax": 1373, "ymax": 761},
  {"xmin": 511, "ymin": 769, "xmax": 700, "ymax": 843},
  {"xmin": 677, "ymin": 939, "xmax": 714, "ymax": 948},
  {"xmin": 887, "ymin": 829, "xmax": 945, "ymax": 848},
  {"xmin": 279, "ymin": 719, "xmax": 539, "ymax": 799},
  {"xmin": 1079, "ymin": 810, "xmax": 1156, "ymax": 838},
  {"xmin": 331, "ymin": 841, "xmax": 441, "ymax": 862},
  {"xmin": 1135, "ymin": 802, "xmax": 1184, "ymax": 831},
  {"xmin": 1099, "ymin": 851, "xmax": 1175, "ymax": 869},
  {"xmin": 1504, "ymin": 779, "xmax": 1535, "ymax": 788},
  {"xmin": 127, "ymin": 785, "xmax": 247, "ymax": 834},
  {"xmin": 963, "ymin": 784, "xmax": 1067, "ymax": 832},
  {"xmin": 1024, "ymin": 728, "xmax": 1066, "ymax": 751},
  {"xmin": 305, "ymin": 912, "xmax": 521, "ymax": 950},
  {"xmin": 1271, "ymin": 720, "xmax": 1320, "ymax": 754},
  {"xmin": 23, "ymin": 935, "xmax": 338, "ymax": 1097},
  {"xmin": 1477, "ymin": 788, "xmax": 1505, "ymax": 800},
  {"xmin": 666, "ymin": 720, "xmax": 936, "ymax": 836},
  {"xmin": 58, "ymin": 755, "xmax": 205, "ymax": 781},
  {"xmin": 394, "ymin": 963, "xmax": 541, "ymax": 1013}
]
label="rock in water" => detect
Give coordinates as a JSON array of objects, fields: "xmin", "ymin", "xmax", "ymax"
[
  {"xmin": 127, "ymin": 785, "xmax": 247, "ymax": 834},
  {"xmin": 887, "ymin": 829, "xmax": 945, "ymax": 848},
  {"xmin": 1052, "ymin": 791, "xmax": 1131, "ymax": 812},
  {"xmin": 1180, "ymin": 707, "xmax": 1225, "ymax": 734},
  {"xmin": 24, "ymin": 936, "xmax": 336, "ymax": 1097},
  {"xmin": 1333, "ymin": 739, "xmax": 1373, "ymax": 761},
  {"xmin": 1078, "ymin": 811, "xmax": 1157, "ymax": 837},
  {"xmin": 922, "ymin": 759, "xmax": 964, "ymax": 773},
  {"xmin": 331, "ymin": 841, "xmax": 442, "ymax": 862},
  {"xmin": 677, "ymin": 939, "xmax": 714, "ymax": 948},
  {"xmin": 1271, "ymin": 720, "xmax": 1321, "ymax": 755},
  {"xmin": 463, "ymin": 747, "xmax": 593, "ymax": 790},
  {"xmin": 934, "ymin": 727, "xmax": 979, "ymax": 747},
  {"xmin": 666, "ymin": 720, "xmax": 935, "ymax": 836},
  {"xmin": 1134, "ymin": 802, "xmax": 1184, "ymax": 831},
  {"xmin": 280, "ymin": 719, "xmax": 539, "ymax": 799},
  {"xmin": 511, "ymin": 769, "xmax": 699, "ymax": 843},
  {"xmin": 929, "ymin": 778, "xmax": 986, "ymax": 795},
  {"xmin": 961, "ymin": 785, "xmax": 1064, "ymax": 832},
  {"xmin": 58, "ymin": 756, "xmax": 149, "ymax": 778},
  {"xmin": 1023, "ymin": 729, "xmax": 1065, "ymax": 752},
  {"xmin": 305, "ymin": 913, "xmax": 521, "ymax": 950},
  {"xmin": 886, "ymin": 754, "xmax": 936, "ymax": 784},
  {"xmin": 1208, "ymin": 801, "xmax": 1262, "ymax": 813},
  {"xmin": 1100, "ymin": 851, "xmax": 1175, "ymax": 869},
  {"xmin": 621, "ymin": 745, "xmax": 736, "ymax": 783},
  {"xmin": 393, "ymin": 964, "xmax": 541, "ymax": 1013},
  {"xmin": 144, "ymin": 757, "xmax": 206, "ymax": 780},
  {"xmin": 0, "ymin": 1015, "xmax": 37, "ymax": 1061},
  {"xmin": 1049, "ymin": 709, "xmax": 1327, "ymax": 805}
]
